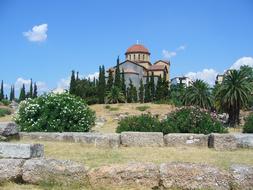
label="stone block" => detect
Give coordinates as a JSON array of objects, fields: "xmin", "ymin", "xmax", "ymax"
[
  {"xmin": 121, "ymin": 132, "xmax": 164, "ymax": 147},
  {"xmin": 164, "ymin": 133, "xmax": 208, "ymax": 147},
  {"xmin": 160, "ymin": 162, "xmax": 231, "ymax": 190},
  {"xmin": 0, "ymin": 122, "xmax": 19, "ymax": 137},
  {"xmin": 233, "ymin": 134, "xmax": 253, "ymax": 148},
  {"xmin": 88, "ymin": 163, "xmax": 160, "ymax": 189},
  {"xmin": 230, "ymin": 164, "xmax": 253, "ymax": 189},
  {"xmin": 73, "ymin": 133, "xmax": 120, "ymax": 148},
  {"xmin": 0, "ymin": 142, "xmax": 44, "ymax": 159},
  {"xmin": 209, "ymin": 133, "xmax": 237, "ymax": 151},
  {"xmin": 0, "ymin": 159, "xmax": 24, "ymax": 183},
  {"xmin": 22, "ymin": 158, "xmax": 89, "ymax": 185}
]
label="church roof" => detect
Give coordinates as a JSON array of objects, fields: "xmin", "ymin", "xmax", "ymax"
[
  {"xmin": 126, "ymin": 44, "xmax": 150, "ymax": 54},
  {"xmin": 148, "ymin": 64, "xmax": 166, "ymax": 71}
]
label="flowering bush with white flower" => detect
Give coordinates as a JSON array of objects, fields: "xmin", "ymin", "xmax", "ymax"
[{"xmin": 15, "ymin": 93, "xmax": 96, "ymax": 132}]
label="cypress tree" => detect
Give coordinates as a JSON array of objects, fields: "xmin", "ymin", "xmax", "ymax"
[
  {"xmin": 127, "ymin": 79, "xmax": 137, "ymax": 103},
  {"xmin": 5, "ymin": 94, "xmax": 8, "ymax": 100},
  {"xmin": 0, "ymin": 80, "xmax": 4, "ymax": 101},
  {"xmin": 98, "ymin": 65, "xmax": 106, "ymax": 103},
  {"xmin": 139, "ymin": 79, "xmax": 144, "ymax": 103},
  {"xmin": 107, "ymin": 69, "xmax": 114, "ymax": 91},
  {"xmin": 155, "ymin": 75, "xmax": 163, "ymax": 100},
  {"xmin": 162, "ymin": 70, "xmax": 169, "ymax": 98},
  {"xmin": 33, "ymin": 82, "xmax": 38, "ymax": 98},
  {"xmin": 121, "ymin": 69, "xmax": 126, "ymax": 96},
  {"xmin": 144, "ymin": 72, "xmax": 151, "ymax": 102},
  {"xmin": 9, "ymin": 85, "xmax": 15, "ymax": 101},
  {"xmin": 150, "ymin": 72, "xmax": 155, "ymax": 101},
  {"xmin": 114, "ymin": 56, "xmax": 121, "ymax": 88},
  {"xmin": 69, "ymin": 70, "xmax": 76, "ymax": 95},
  {"xmin": 29, "ymin": 79, "xmax": 33, "ymax": 98},
  {"xmin": 19, "ymin": 84, "xmax": 26, "ymax": 102}
]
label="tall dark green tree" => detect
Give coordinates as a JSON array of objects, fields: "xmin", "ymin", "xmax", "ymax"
[
  {"xmin": 19, "ymin": 84, "xmax": 26, "ymax": 102},
  {"xmin": 139, "ymin": 79, "xmax": 144, "ymax": 103},
  {"xmin": 0, "ymin": 80, "xmax": 4, "ymax": 101},
  {"xmin": 162, "ymin": 70, "xmax": 169, "ymax": 98},
  {"xmin": 121, "ymin": 69, "xmax": 127, "ymax": 96},
  {"xmin": 29, "ymin": 79, "xmax": 33, "ymax": 98},
  {"xmin": 33, "ymin": 83, "xmax": 38, "ymax": 98},
  {"xmin": 98, "ymin": 65, "xmax": 106, "ymax": 103},
  {"xmin": 107, "ymin": 69, "xmax": 114, "ymax": 91},
  {"xmin": 155, "ymin": 75, "xmax": 163, "ymax": 100},
  {"xmin": 69, "ymin": 70, "xmax": 76, "ymax": 95},
  {"xmin": 150, "ymin": 72, "xmax": 155, "ymax": 100},
  {"xmin": 9, "ymin": 85, "xmax": 15, "ymax": 101},
  {"xmin": 127, "ymin": 79, "xmax": 137, "ymax": 103},
  {"xmin": 144, "ymin": 72, "xmax": 151, "ymax": 102},
  {"xmin": 114, "ymin": 56, "xmax": 121, "ymax": 88}
]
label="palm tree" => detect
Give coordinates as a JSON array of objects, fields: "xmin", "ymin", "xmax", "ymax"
[
  {"xmin": 183, "ymin": 79, "xmax": 212, "ymax": 109},
  {"xmin": 217, "ymin": 69, "xmax": 252, "ymax": 126},
  {"xmin": 106, "ymin": 86, "xmax": 126, "ymax": 104}
]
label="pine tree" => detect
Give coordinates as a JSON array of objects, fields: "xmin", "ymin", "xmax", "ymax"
[
  {"xmin": 69, "ymin": 70, "xmax": 76, "ymax": 95},
  {"xmin": 114, "ymin": 56, "xmax": 121, "ymax": 88},
  {"xmin": 33, "ymin": 82, "xmax": 38, "ymax": 98},
  {"xmin": 98, "ymin": 65, "xmax": 106, "ymax": 103},
  {"xmin": 144, "ymin": 72, "xmax": 151, "ymax": 102},
  {"xmin": 107, "ymin": 69, "xmax": 114, "ymax": 91},
  {"xmin": 121, "ymin": 69, "xmax": 126, "ymax": 96},
  {"xmin": 150, "ymin": 72, "xmax": 155, "ymax": 101},
  {"xmin": 139, "ymin": 79, "xmax": 144, "ymax": 103},
  {"xmin": 19, "ymin": 84, "xmax": 26, "ymax": 102},
  {"xmin": 0, "ymin": 80, "xmax": 4, "ymax": 101},
  {"xmin": 29, "ymin": 79, "xmax": 33, "ymax": 98}
]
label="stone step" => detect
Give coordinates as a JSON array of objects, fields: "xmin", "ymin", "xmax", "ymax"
[{"xmin": 0, "ymin": 143, "xmax": 44, "ymax": 159}]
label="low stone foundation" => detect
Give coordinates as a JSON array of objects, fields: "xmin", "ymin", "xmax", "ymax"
[
  {"xmin": 19, "ymin": 132, "xmax": 253, "ymax": 150},
  {"xmin": 0, "ymin": 158, "xmax": 252, "ymax": 190}
]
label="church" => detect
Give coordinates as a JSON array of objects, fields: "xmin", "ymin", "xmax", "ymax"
[{"xmin": 107, "ymin": 44, "xmax": 170, "ymax": 89}]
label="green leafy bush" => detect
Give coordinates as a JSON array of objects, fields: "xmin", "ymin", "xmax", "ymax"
[
  {"xmin": 0, "ymin": 99, "xmax": 11, "ymax": 106},
  {"xmin": 0, "ymin": 108, "xmax": 11, "ymax": 117},
  {"xmin": 15, "ymin": 93, "xmax": 96, "ymax": 132},
  {"xmin": 161, "ymin": 107, "xmax": 227, "ymax": 134},
  {"xmin": 116, "ymin": 107, "xmax": 227, "ymax": 135},
  {"xmin": 136, "ymin": 105, "xmax": 150, "ymax": 112},
  {"xmin": 243, "ymin": 114, "xmax": 253, "ymax": 133},
  {"xmin": 116, "ymin": 114, "xmax": 161, "ymax": 133}
]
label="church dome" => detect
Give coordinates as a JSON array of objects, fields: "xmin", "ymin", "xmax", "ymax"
[{"xmin": 126, "ymin": 44, "xmax": 150, "ymax": 54}]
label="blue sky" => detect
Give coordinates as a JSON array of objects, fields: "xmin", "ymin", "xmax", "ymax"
[{"xmin": 0, "ymin": 0, "xmax": 253, "ymax": 94}]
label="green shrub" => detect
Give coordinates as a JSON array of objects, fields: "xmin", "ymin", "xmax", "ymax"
[
  {"xmin": 0, "ymin": 108, "xmax": 11, "ymax": 117},
  {"xmin": 0, "ymin": 100, "xmax": 11, "ymax": 106},
  {"xmin": 161, "ymin": 107, "xmax": 227, "ymax": 134},
  {"xmin": 109, "ymin": 107, "xmax": 119, "ymax": 111},
  {"xmin": 116, "ymin": 107, "xmax": 227, "ymax": 135},
  {"xmin": 105, "ymin": 105, "xmax": 111, "ymax": 109},
  {"xmin": 136, "ymin": 105, "xmax": 150, "ymax": 112},
  {"xmin": 243, "ymin": 114, "xmax": 253, "ymax": 133},
  {"xmin": 15, "ymin": 93, "xmax": 96, "ymax": 132},
  {"xmin": 116, "ymin": 114, "xmax": 161, "ymax": 133}
]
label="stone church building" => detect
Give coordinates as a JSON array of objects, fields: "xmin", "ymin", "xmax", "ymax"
[{"xmin": 108, "ymin": 44, "xmax": 170, "ymax": 88}]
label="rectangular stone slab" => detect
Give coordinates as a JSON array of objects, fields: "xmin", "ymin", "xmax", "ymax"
[
  {"xmin": 0, "ymin": 143, "xmax": 44, "ymax": 159},
  {"xmin": 121, "ymin": 132, "xmax": 164, "ymax": 147}
]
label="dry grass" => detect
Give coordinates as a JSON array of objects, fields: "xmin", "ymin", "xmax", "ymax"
[{"xmin": 16, "ymin": 139, "xmax": 253, "ymax": 170}]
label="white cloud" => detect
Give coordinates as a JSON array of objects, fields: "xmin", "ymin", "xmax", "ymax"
[
  {"xmin": 162, "ymin": 50, "xmax": 177, "ymax": 59},
  {"xmin": 86, "ymin": 72, "xmax": 99, "ymax": 80},
  {"xmin": 185, "ymin": 68, "xmax": 218, "ymax": 86},
  {"xmin": 23, "ymin": 24, "xmax": 48, "ymax": 42},
  {"xmin": 230, "ymin": 57, "xmax": 253, "ymax": 70},
  {"xmin": 15, "ymin": 77, "xmax": 48, "ymax": 92},
  {"xmin": 162, "ymin": 45, "xmax": 186, "ymax": 60}
]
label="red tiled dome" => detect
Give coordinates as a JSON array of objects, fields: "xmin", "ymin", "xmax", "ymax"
[{"xmin": 126, "ymin": 44, "xmax": 150, "ymax": 54}]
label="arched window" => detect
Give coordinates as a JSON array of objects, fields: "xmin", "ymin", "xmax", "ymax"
[
  {"xmin": 134, "ymin": 54, "xmax": 135, "ymax": 60},
  {"xmin": 138, "ymin": 54, "xmax": 140, "ymax": 60},
  {"xmin": 143, "ymin": 54, "xmax": 145, "ymax": 60}
]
